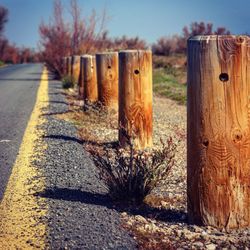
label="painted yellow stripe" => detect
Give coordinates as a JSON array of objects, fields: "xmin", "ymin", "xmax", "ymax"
[{"xmin": 0, "ymin": 68, "xmax": 49, "ymax": 249}]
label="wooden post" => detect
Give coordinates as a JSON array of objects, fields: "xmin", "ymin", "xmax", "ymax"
[
  {"xmin": 66, "ymin": 56, "xmax": 72, "ymax": 76},
  {"xmin": 83, "ymin": 55, "xmax": 98, "ymax": 106},
  {"xmin": 71, "ymin": 55, "xmax": 80, "ymax": 84},
  {"xmin": 79, "ymin": 55, "xmax": 84, "ymax": 99},
  {"xmin": 96, "ymin": 52, "xmax": 119, "ymax": 110},
  {"xmin": 118, "ymin": 50, "xmax": 153, "ymax": 149},
  {"xmin": 78, "ymin": 55, "xmax": 88, "ymax": 99},
  {"xmin": 187, "ymin": 35, "xmax": 250, "ymax": 229},
  {"xmin": 62, "ymin": 57, "xmax": 67, "ymax": 75}
]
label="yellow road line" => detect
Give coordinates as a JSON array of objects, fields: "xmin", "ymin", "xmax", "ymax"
[{"xmin": 0, "ymin": 68, "xmax": 49, "ymax": 249}]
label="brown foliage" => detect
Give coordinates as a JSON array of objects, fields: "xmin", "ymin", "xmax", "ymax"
[
  {"xmin": 94, "ymin": 32, "xmax": 147, "ymax": 51},
  {"xmin": 0, "ymin": 6, "xmax": 8, "ymax": 36},
  {"xmin": 152, "ymin": 35, "xmax": 179, "ymax": 56},
  {"xmin": 153, "ymin": 21, "xmax": 231, "ymax": 55},
  {"xmin": 0, "ymin": 5, "xmax": 39, "ymax": 64},
  {"xmin": 111, "ymin": 35, "xmax": 147, "ymax": 50},
  {"xmin": 39, "ymin": 0, "xmax": 71, "ymax": 76},
  {"xmin": 0, "ymin": 39, "xmax": 40, "ymax": 64},
  {"xmin": 39, "ymin": 0, "xmax": 148, "ymax": 77},
  {"xmin": 39, "ymin": 0, "xmax": 107, "ymax": 77},
  {"xmin": 182, "ymin": 21, "xmax": 230, "ymax": 38}
]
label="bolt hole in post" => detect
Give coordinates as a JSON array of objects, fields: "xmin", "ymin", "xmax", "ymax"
[
  {"xmin": 134, "ymin": 69, "xmax": 140, "ymax": 75},
  {"xmin": 108, "ymin": 66, "xmax": 111, "ymax": 69},
  {"xmin": 219, "ymin": 73, "xmax": 229, "ymax": 82},
  {"xmin": 203, "ymin": 139, "xmax": 209, "ymax": 147}
]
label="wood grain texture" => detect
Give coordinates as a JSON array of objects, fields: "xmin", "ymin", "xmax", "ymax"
[
  {"xmin": 187, "ymin": 35, "xmax": 250, "ymax": 229},
  {"xmin": 83, "ymin": 55, "xmax": 98, "ymax": 105},
  {"xmin": 96, "ymin": 52, "xmax": 118, "ymax": 110},
  {"xmin": 71, "ymin": 55, "xmax": 80, "ymax": 83},
  {"xmin": 118, "ymin": 50, "xmax": 153, "ymax": 149},
  {"xmin": 79, "ymin": 55, "xmax": 88, "ymax": 99}
]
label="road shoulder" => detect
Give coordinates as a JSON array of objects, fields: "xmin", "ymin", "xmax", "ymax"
[
  {"xmin": 36, "ymin": 77, "xmax": 137, "ymax": 248},
  {"xmin": 0, "ymin": 68, "xmax": 48, "ymax": 249}
]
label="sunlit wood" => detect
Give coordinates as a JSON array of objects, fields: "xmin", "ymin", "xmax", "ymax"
[{"xmin": 187, "ymin": 35, "xmax": 250, "ymax": 229}]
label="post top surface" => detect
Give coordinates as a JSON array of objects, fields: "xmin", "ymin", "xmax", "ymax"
[
  {"xmin": 119, "ymin": 49, "xmax": 152, "ymax": 54},
  {"xmin": 189, "ymin": 35, "xmax": 250, "ymax": 42},
  {"xmin": 80, "ymin": 54, "xmax": 91, "ymax": 58},
  {"xmin": 81, "ymin": 54, "xmax": 95, "ymax": 59},
  {"xmin": 96, "ymin": 51, "xmax": 118, "ymax": 56}
]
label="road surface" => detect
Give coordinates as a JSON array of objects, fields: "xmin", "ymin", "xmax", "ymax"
[{"xmin": 0, "ymin": 63, "xmax": 43, "ymax": 200}]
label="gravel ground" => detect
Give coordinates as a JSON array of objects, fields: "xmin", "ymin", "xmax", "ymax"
[
  {"xmin": 123, "ymin": 97, "xmax": 250, "ymax": 249},
  {"xmin": 38, "ymin": 79, "xmax": 137, "ymax": 249},
  {"xmin": 39, "ymin": 77, "xmax": 250, "ymax": 249},
  {"xmin": 61, "ymin": 90, "xmax": 250, "ymax": 249}
]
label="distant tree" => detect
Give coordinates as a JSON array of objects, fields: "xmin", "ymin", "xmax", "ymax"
[
  {"xmin": 19, "ymin": 47, "xmax": 35, "ymax": 63},
  {"xmin": 112, "ymin": 35, "xmax": 147, "ymax": 50},
  {"xmin": 152, "ymin": 35, "xmax": 179, "ymax": 56},
  {"xmin": 94, "ymin": 33, "xmax": 147, "ymax": 51},
  {"xmin": 0, "ymin": 6, "xmax": 8, "ymax": 36},
  {"xmin": 2, "ymin": 43, "xmax": 19, "ymax": 64},
  {"xmin": 0, "ymin": 38, "xmax": 8, "ymax": 59},
  {"xmin": 69, "ymin": 0, "xmax": 107, "ymax": 54},
  {"xmin": 39, "ymin": 0, "xmax": 107, "ymax": 77},
  {"xmin": 0, "ymin": 6, "xmax": 8, "ymax": 62},
  {"xmin": 39, "ymin": 0, "xmax": 71, "ymax": 76},
  {"xmin": 182, "ymin": 21, "xmax": 230, "ymax": 38},
  {"xmin": 153, "ymin": 21, "xmax": 231, "ymax": 55},
  {"xmin": 0, "ymin": 5, "xmax": 39, "ymax": 64}
]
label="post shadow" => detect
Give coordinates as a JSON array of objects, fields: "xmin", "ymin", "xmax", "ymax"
[
  {"xmin": 41, "ymin": 110, "xmax": 74, "ymax": 116},
  {"xmin": 36, "ymin": 187, "xmax": 187, "ymax": 224},
  {"xmin": 43, "ymin": 133, "xmax": 119, "ymax": 149},
  {"xmin": 43, "ymin": 134, "xmax": 84, "ymax": 145}
]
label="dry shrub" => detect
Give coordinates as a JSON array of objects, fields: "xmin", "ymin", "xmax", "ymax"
[
  {"xmin": 88, "ymin": 137, "xmax": 177, "ymax": 204},
  {"xmin": 61, "ymin": 74, "xmax": 76, "ymax": 89}
]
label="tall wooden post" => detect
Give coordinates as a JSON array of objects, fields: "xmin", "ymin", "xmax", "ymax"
[
  {"xmin": 83, "ymin": 55, "xmax": 98, "ymax": 106},
  {"xmin": 96, "ymin": 52, "xmax": 119, "ymax": 110},
  {"xmin": 78, "ymin": 55, "xmax": 88, "ymax": 99},
  {"xmin": 187, "ymin": 35, "xmax": 250, "ymax": 229},
  {"xmin": 71, "ymin": 55, "xmax": 80, "ymax": 84},
  {"xmin": 118, "ymin": 50, "xmax": 153, "ymax": 149}
]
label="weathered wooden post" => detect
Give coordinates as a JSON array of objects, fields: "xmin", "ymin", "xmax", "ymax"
[
  {"xmin": 78, "ymin": 55, "xmax": 88, "ymax": 99},
  {"xmin": 96, "ymin": 52, "xmax": 119, "ymax": 110},
  {"xmin": 118, "ymin": 50, "xmax": 153, "ymax": 149},
  {"xmin": 62, "ymin": 57, "xmax": 67, "ymax": 75},
  {"xmin": 187, "ymin": 35, "xmax": 250, "ymax": 229},
  {"xmin": 83, "ymin": 55, "xmax": 98, "ymax": 106},
  {"xmin": 71, "ymin": 55, "xmax": 80, "ymax": 84},
  {"xmin": 66, "ymin": 56, "xmax": 72, "ymax": 76}
]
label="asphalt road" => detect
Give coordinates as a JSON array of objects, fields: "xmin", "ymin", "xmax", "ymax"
[{"xmin": 0, "ymin": 63, "xmax": 43, "ymax": 200}]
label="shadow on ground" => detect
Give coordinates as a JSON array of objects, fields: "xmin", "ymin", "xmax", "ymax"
[
  {"xmin": 43, "ymin": 134, "xmax": 119, "ymax": 148},
  {"xmin": 40, "ymin": 82, "xmax": 187, "ymax": 225},
  {"xmin": 43, "ymin": 134, "xmax": 83, "ymax": 145},
  {"xmin": 36, "ymin": 187, "xmax": 187, "ymax": 224},
  {"xmin": 41, "ymin": 110, "xmax": 74, "ymax": 116}
]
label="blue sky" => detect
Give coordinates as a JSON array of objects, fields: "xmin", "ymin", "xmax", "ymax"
[{"xmin": 1, "ymin": 0, "xmax": 250, "ymax": 49}]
